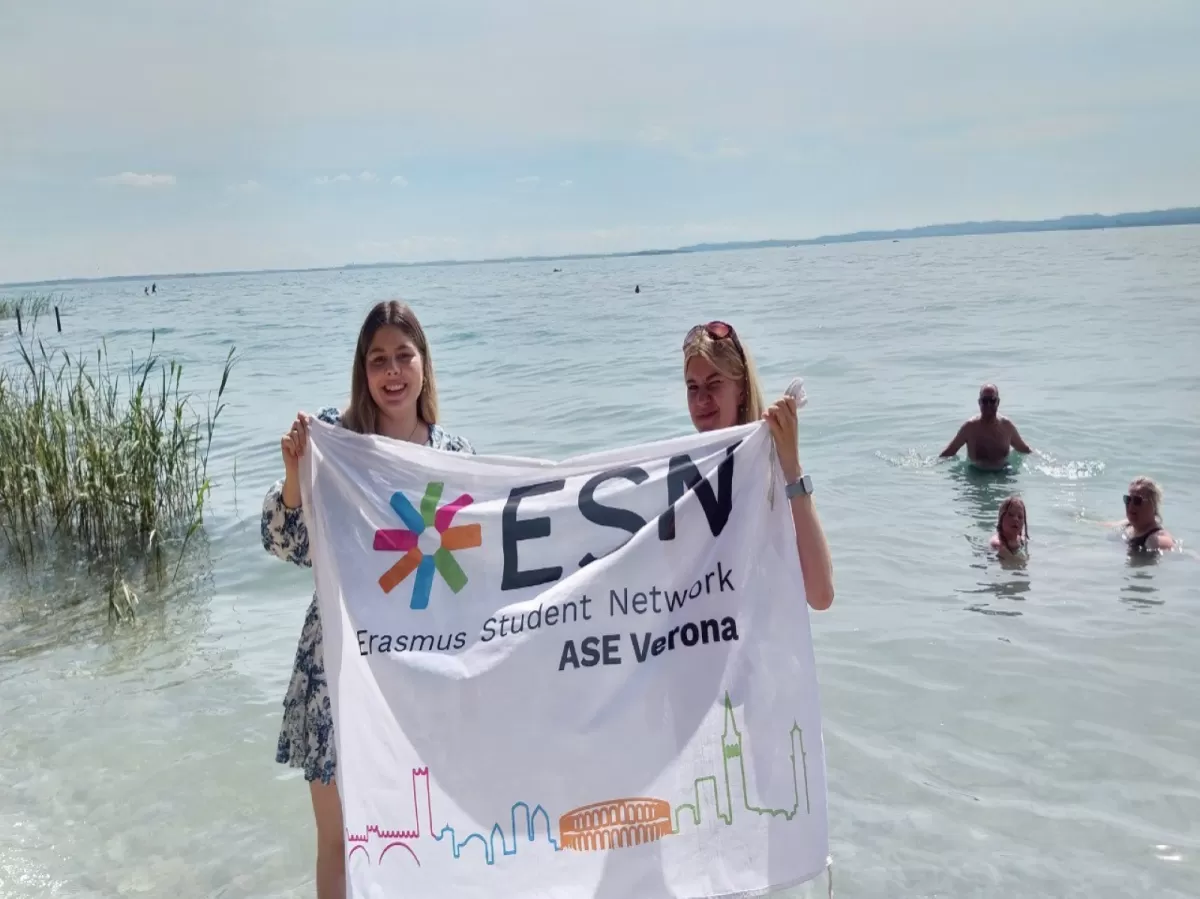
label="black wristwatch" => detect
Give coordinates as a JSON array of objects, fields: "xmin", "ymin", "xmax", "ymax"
[{"xmin": 785, "ymin": 474, "xmax": 813, "ymax": 498}]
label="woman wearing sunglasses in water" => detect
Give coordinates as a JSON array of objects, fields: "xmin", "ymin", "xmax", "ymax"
[
  {"xmin": 1119, "ymin": 477, "xmax": 1175, "ymax": 552},
  {"xmin": 681, "ymin": 320, "xmax": 834, "ymax": 610}
]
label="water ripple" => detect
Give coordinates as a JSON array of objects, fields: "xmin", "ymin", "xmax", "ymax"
[{"xmin": 2, "ymin": 226, "xmax": 1200, "ymax": 897}]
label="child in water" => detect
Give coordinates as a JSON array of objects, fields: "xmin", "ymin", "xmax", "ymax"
[{"xmin": 990, "ymin": 495, "xmax": 1029, "ymax": 558}]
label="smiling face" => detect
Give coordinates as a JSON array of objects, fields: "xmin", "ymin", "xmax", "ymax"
[
  {"xmin": 998, "ymin": 498, "xmax": 1026, "ymax": 541},
  {"xmin": 364, "ymin": 325, "xmax": 424, "ymax": 420},
  {"xmin": 685, "ymin": 354, "xmax": 743, "ymax": 431},
  {"xmin": 344, "ymin": 300, "xmax": 440, "ymax": 437},
  {"xmin": 682, "ymin": 322, "xmax": 764, "ymax": 432}
]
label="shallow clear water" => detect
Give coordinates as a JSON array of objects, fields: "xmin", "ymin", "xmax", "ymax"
[{"xmin": 2, "ymin": 226, "xmax": 1198, "ymax": 898}]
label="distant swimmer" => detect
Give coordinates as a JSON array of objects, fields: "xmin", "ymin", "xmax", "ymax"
[
  {"xmin": 989, "ymin": 495, "xmax": 1029, "ymax": 557},
  {"xmin": 635, "ymin": 284, "xmax": 640, "ymax": 293},
  {"xmin": 939, "ymin": 383, "xmax": 1032, "ymax": 470},
  {"xmin": 1119, "ymin": 477, "xmax": 1175, "ymax": 552}
]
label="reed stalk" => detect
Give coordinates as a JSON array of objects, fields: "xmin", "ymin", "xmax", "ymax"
[
  {"xmin": 0, "ymin": 294, "xmax": 56, "ymax": 321},
  {"xmin": 0, "ymin": 331, "xmax": 236, "ymax": 617}
]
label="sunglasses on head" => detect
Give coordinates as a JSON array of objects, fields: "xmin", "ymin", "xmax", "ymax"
[
  {"xmin": 1123, "ymin": 494, "xmax": 1146, "ymax": 507},
  {"xmin": 683, "ymin": 320, "xmax": 745, "ymax": 357}
]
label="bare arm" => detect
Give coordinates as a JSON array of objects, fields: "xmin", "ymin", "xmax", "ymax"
[
  {"xmin": 940, "ymin": 423, "xmax": 968, "ymax": 458},
  {"xmin": 282, "ymin": 471, "xmax": 302, "ymax": 509},
  {"xmin": 765, "ymin": 397, "xmax": 834, "ymax": 611},
  {"xmin": 787, "ymin": 483, "xmax": 834, "ymax": 611},
  {"xmin": 1007, "ymin": 421, "xmax": 1033, "ymax": 454},
  {"xmin": 1152, "ymin": 530, "xmax": 1176, "ymax": 551}
]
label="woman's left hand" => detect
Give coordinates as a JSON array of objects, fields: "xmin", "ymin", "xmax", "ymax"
[{"xmin": 763, "ymin": 395, "xmax": 803, "ymax": 482}]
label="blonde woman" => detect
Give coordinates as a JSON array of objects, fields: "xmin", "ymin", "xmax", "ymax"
[
  {"xmin": 681, "ymin": 320, "xmax": 834, "ymax": 610},
  {"xmin": 1118, "ymin": 476, "xmax": 1175, "ymax": 552}
]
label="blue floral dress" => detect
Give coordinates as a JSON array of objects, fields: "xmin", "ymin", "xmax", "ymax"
[{"xmin": 260, "ymin": 405, "xmax": 476, "ymax": 785}]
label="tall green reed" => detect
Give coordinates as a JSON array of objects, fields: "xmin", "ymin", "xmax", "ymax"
[{"xmin": 0, "ymin": 331, "xmax": 236, "ymax": 617}]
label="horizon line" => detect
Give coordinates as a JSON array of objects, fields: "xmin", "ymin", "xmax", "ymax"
[{"xmin": 3, "ymin": 205, "xmax": 1198, "ymax": 290}]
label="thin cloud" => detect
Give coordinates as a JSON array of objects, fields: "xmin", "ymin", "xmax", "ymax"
[
  {"xmin": 229, "ymin": 179, "xmax": 261, "ymax": 193},
  {"xmin": 96, "ymin": 172, "xmax": 176, "ymax": 188},
  {"xmin": 8, "ymin": 2, "xmax": 1196, "ymax": 169},
  {"xmin": 6, "ymin": 1, "xmax": 1199, "ymax": 281},
  {"xmin": 391, "ymin": 175, "xmax": 409, "ymax": 187},
  {"xmin": 559, "ymin": 179, "xmax": 574, "ymax": 188},
  {"xmin": 515, "ymin": 175, "xmax": 540, "ymax": 184},
  {"xmin": 314, "ymin": 171, "xmax": 376, "ymax": 185}
]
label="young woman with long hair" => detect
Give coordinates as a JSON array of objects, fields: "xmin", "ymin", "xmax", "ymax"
[
  {"xmin": 260, "ymin": 300, "xmax": 474, "ymax": 898},
  {"xmin": 681, "ymin": 320, "xmax": 834, "ymax": 611}
]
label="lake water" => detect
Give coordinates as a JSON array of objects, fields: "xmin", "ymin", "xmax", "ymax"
[{"xmin": 2, "ymin": 226, "xmax": 1198, "ymax": 898}]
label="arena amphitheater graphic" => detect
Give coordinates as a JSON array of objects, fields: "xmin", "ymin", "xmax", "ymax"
[{"xmin": 559, "ymin": 797, "xmax": 675, "ymax": 852}]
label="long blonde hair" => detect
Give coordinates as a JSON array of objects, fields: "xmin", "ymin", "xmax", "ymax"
[
  {"xmin": 682, "ymin": 323, "xmax": 765, "ymax": 425},
  {"xmin": 341, "ymin": 300, "xmax": 439, "ymax": 435},
  {"xmin": 996, "ymin": 495, "xmax": 1029, "ymax": 541}
]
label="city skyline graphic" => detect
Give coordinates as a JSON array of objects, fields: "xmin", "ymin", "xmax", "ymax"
[
  {"xmin": 347, "ymin": 765, "xmax": 558, "ymax": 870},
  {"xmin": 346, "ymin": 766, "xmax": 433, "ymax": 867},
  {"xmin": 672, "ymin": 691, "xmax": 812, "ymax": 834},
  {"xmin": 372, "ymin": 481, "xmax": 482, "ymax": 610},
  {"xmin": 346, "ymin": 693, "xmax": 812, "ymax": 870},
  {"xmin": 433, "ymin": 802, "xmax": 561, "ymax": 865}
]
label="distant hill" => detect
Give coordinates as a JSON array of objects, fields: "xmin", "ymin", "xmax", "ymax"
[
  {"xmin": 4, "ymin": 206, "xmax": 1198, "ymax": 289},
  {"xmin": 660, "ymin": 207, "xmax": 1200, "ymax": 255}
]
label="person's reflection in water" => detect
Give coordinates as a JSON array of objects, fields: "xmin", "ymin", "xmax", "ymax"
[
  {"xmin": 960, "ymin": 554, "xmax": 1031, "ymax": 615},
  {"xmin": 1120, "ymin": 552, "xmax": 1164, "ymax": 609},
  {"xmin": 948, "ymin": 461, "xmax": 1018, "ymax": 534}
]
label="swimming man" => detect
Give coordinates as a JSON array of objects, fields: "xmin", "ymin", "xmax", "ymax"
[{"xmin": 939, "ymin": 383, "xmax": 1032, "ymax": 470}]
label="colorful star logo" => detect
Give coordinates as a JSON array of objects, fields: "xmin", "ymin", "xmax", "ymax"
[{"xmin": 372, "ymin": 482, "xmax": 482, "ymax": 610}]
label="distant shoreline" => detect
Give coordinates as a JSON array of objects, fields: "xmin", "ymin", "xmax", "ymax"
[{"xmin": 4, "ymin": 206, "xmax": 1198, "ymax": 290}]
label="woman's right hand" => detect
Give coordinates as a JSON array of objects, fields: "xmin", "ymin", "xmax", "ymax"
[{"xmin": 281, "ymin": 412, "xmax": 311, "ymax": 475}]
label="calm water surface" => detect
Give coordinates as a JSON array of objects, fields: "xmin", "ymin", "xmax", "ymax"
[{"xmin": 2, "ymin": 227, "xmax": 1199, "ymax": 898}]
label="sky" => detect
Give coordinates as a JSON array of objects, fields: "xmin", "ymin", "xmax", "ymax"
[{"xmin": 2, "ymin": 0, "xmax": 1198, "ymax": 284}]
